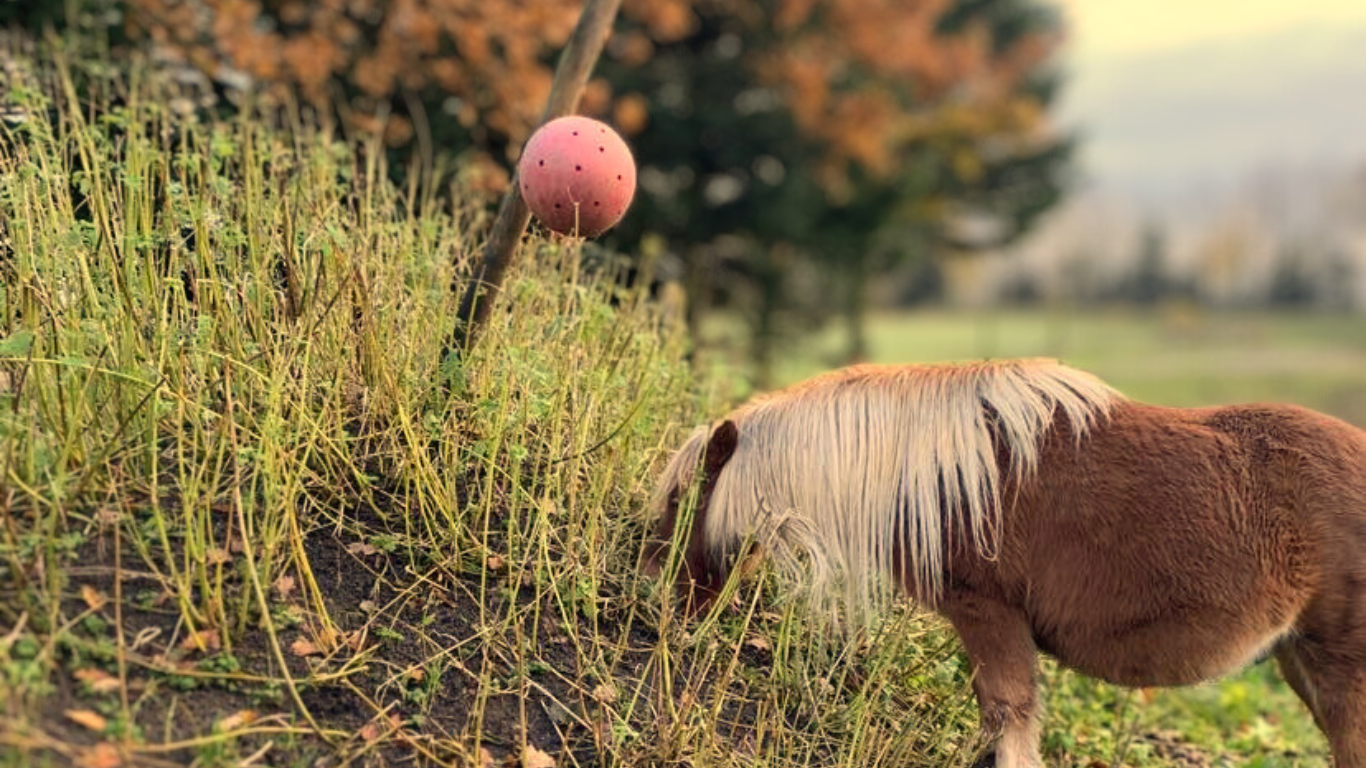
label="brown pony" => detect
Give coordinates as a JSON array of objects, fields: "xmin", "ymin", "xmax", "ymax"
[{"xmin": 642, "ymin": 358, "xmax": 1366, "ymax": 768}]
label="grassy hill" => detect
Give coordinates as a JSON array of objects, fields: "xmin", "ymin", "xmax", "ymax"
[{"xmin": 0, "ymin": 43, "xmax": 1341, "ymax": 768}]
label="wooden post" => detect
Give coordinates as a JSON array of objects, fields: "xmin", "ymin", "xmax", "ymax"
[{"xmin": 451, "ymin": 0, "xmax": 624, "ymax": 352}]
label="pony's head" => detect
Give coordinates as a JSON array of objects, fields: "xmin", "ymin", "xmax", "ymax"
[{"xmin": 642, "ymin": 419, "xmax": 745, "ymax": 616}]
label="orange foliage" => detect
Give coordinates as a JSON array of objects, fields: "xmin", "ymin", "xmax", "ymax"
[
  {"xmin": 126, "ymin": 0, "xmax": 587, "ymax": 147},
  {"xmin": 125, "ymin": 0, "xmax": 1060, "ymax": 179},
  {"xmin": 751, "ymin": 0, "xmax": 1060, "ymax": 189}
]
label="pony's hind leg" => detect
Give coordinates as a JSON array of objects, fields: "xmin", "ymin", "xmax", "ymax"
[
  {"xmin": 1278, "ymin": 639, "xmax": 1366, "ymax": 767},
  {"xmin": 1314, "ymin": 667, "xmax": 1366, "ymax": 767},
  {"xmin": 944, "ymin": 594, "xmax": 1043, "ymax": 768},
  {"xmin": 1275, "ymin": 641, "xmax": 1325, "ymax": 732}
]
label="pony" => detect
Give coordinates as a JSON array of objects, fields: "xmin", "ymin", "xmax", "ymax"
[{"xmin": 641, "ymin": 358, "xmax": 1366, "ymax": 768}]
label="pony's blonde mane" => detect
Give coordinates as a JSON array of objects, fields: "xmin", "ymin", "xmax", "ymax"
[{"xmin": 695, "ymin": 358, "xmax": 1119, "ymax": 625}]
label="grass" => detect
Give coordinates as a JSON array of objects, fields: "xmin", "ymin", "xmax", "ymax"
[
  {"xmin": 775, "ymin": 306, "xmax": 1366, "ymax": 427},
  {"xmin": 0, "ymin": 36, "xmax": 1348, "ymax": 768},
  {"xmin": 0, "ymin": 39, "xmax": 986, "ymax": 768}
]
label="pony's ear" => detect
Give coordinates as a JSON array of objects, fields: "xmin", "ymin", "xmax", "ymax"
[{"xmin": 702, "ymin": 420, "xmax": 739, "ymax": 478}]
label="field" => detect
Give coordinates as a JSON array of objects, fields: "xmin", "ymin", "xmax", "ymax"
[
  {"xmin": 1, "ymin": 43, "xmax": 1360, "ymax": 768},
  {"xmin": 775, "ymin": 307, "xmax": 1366, "ymax": 427}
]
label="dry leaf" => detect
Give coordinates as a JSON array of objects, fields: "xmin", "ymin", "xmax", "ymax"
[
  {"xmin": 358, "ymin": 600, "xmax": 379, "ymax": 613},
  {"xmin": 359, "ymin": 720, "xmax": 382, "ymax": 742},
  {"xmin": 485, "ymin": 553, "xmax": 505, "ymax": 570},
  {"xmin": 591, "ymin": 682, "xmax": 616, "ymax": 705},
  {"xmin": 76, "ymin": 743, "xmax": 122, "ymax": 768},
  {"xmin": 179, "ymin": 628, "xmax": 222, "ymax": 653},
  {"xmin": 522, "ymin": 744, "xmax": 555, "ymax": 768},
  {"xmin": 273, "ymin": 574, "xmax": 296, "ymax": 598},
  {"xmin": 479, "ymin": 747, "xmax": 498, "ymax": 768},
  {"xmin": 80, "ymin": 585, "xmax": 108, "ymax": 611},
  {"xmin": 205, "ymin": 547, "xmax": 231, "ymax": 566},
  {"xmin": 745, "ymin": 635, "xmax": 771, "ymax": 652},
  {"xmin": 74, "ymin": 668, "xmax": 121, "ymax": 695},
  {"xmin": 406, "ymin": 666, "xmax": 426, "ymax": 682},
  {"xmin": 65, "ymin": 709, "xmax": 108, "ymax": 732},
  {"xmin": 347, "ymin": 542, "xmax": 378, "ymax": 556},
  {"xmin": 318, "ymin": 626, "xmax": 343, "ymax": 648},
  {"xmin": 290, "ymin": 637, "xmax": 320, "ymax": 657},
  {"xmin": 216, "ymin": 709, "xmax": 258, "ymax": 731}
]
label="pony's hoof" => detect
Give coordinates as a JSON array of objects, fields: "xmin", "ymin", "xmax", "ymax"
[{"xmin": 968, "ymin": 751, "xmax": 997, "ymax": 768}]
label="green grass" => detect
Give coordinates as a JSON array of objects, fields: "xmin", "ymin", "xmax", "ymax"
[
  {"xmin": 776, "ymin": 305, "xmax": 1366, "ymax": 426},
  {"xmin": 0, "ymin": 38, "xmax": 1349, "ymax": 768}
]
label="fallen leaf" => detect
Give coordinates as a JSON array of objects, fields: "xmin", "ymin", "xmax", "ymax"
[
  {"xmin": 406, "ymin": 667, "xmax": 426, "ymax": 683},
  {"xmin": 205, "ymin": 548, "xmax": 231, "ymax": 566},
  {"xmin": 318, "ymin": 626, "xmax": 342, "ymax": 648},
  {"xmin": 358, "ymin": 600, "xmax": 379, "ymax": 613},
  {"xmin": 216, "ymin": 709, "xmax": 258, "ymax": 731},
  {"xmin": 359, "ymin": 720, "xmax": 382, "ymax": 742},
  {"xmin": 290, "ymin": 638, "xmax": 320, "ymax": 657},
  {"xmin": 76, "ymin": 743, "xmax": 122, "ymax": 768},
  {"xmin": 485, "ymin": 553, "xmax": 505, "ymax": 570},
  {"xmin": 745, "ymin": 635, "xmax": 771, "ymax": 652},
  {"xmin": 179, "ymin": 628, "xmax": 222, "ymax": 653},
  {"xmin": 347, "ymin": 542, "xmax": 378, "ymax": 556},
  {"xmin": 74, "ymin": 669, "xmax": 121, "ymax": 695},
  {"xmin": 80, "ymin": 585, "xmax": 108, "ymax": 611},
  {"xmin": 479, "ymin": 747, "xmax": 498, "ymax": 768},
  {"xmin": 273, "ymin": 574, "xmax": 296, "ymax": 598},
  {"xmin": 65, "ymin": 709, "xmax": 108, "ymax": 732},
  {"xmin": 522, "ymin": 744, "xmax": 555, "ymax": 768},
  {"xmin": 591, "ymin": 682, "xmax": 616, "ymax": 705}
]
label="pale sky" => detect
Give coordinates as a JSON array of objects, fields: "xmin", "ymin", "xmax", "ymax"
[{"xmin": 1053, "ymin": 0, "xmax": 1366, "ymax": 207}]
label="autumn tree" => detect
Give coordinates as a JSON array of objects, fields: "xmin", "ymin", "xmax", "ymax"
[{"xmin": 601, "ymin": 0, "xmax": 1074, "ymax": 373}]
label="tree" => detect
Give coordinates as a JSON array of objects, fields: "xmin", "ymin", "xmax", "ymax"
[{"xmin": 600, "ymin": 0, "xmax": 1073, "ymax": 375}]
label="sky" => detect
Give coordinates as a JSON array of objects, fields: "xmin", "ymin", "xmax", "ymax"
[{"xmin": 1053, "ymin": 0, "xmax": 1366, "ymax": 210}]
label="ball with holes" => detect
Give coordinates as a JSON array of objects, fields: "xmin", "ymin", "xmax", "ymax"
[{"xmin": 517, "ymin": 116, "xmax": 636, "ymax": 238}]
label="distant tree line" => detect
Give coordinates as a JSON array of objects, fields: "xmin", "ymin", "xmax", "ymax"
[{"xmin": 993, "ymin": 223, "xmax": 1362, "ymax": 311}]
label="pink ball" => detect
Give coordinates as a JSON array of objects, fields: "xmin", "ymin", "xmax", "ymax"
[{"xmin": 518, "ymin": 116, "xmax": 637, "ymax": 238}]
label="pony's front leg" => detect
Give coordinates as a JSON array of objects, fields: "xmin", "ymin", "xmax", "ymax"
[{"xmin": 944, "ymin": 594, "xmax": 1043, "ymax": 768}]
